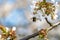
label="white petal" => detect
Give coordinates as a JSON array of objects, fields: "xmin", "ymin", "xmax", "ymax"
[
  {"xmin": 0, "ymin": 35, "xmax": 1, "ymax": 38},
  {"xmin": 53, "ymin": 15, "xmax": 58, "ymax": 19},
  {"xmin": 6, "ymin": 27, "xmax": 9, "ymax": 32},
  {"xmin": 30, "ymin": 5, "xmax": 35, "ymax": 8},
  {"xmin": 32, "ymin": 0, "xmax": 37, "ymax": 4},
  {"xmin": 12, "ymin": 27, "xmax": 16, "ymax": 31},
  {"xmin": 54, "ymin": 2, "xmax": 59, "ymax": 7}
]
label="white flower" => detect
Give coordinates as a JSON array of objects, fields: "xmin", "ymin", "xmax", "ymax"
[
  {"xmin": 54, "ymin": 2, "xmax": 59, "ymax": 14},
  {"xmin": 30, "ymin": 5, "xmax": 35, "ymax": 12},
  {"xmin": 30, "ymin": 5, "xmax": 36, "ymax": 9},
  {"xmin": 6, "ymin": 27, "xmax": 9, "ymax": 32},
  {"xmin": 0, "ymin": 35, "xmax": 1, "ymax": 38},
  {"xmin": 7, "ymin": 37, "xmax": 10, "ymax": 40},
  {"xmin": 12, "ymin": 27, "xmax": 16, "ymax": 31},
  {"xmin": 53, "ymin": 14, "xmax": 58, "ymax": 19},
  {"xmin": 32, "ymin": 0, "xmax": 37, "ymax": 4},
  {"xmin": 55, "ymin": 2, "xmax": 59, "ymax": 7},
  {"xmin": 55, "ymin": 8, "xmax": 58, "ymax": 14}
]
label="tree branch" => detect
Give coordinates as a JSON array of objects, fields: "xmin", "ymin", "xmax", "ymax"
[
  {"xmin": 48, "ymin": 22, "xmax": 60, "ymax": 31},
  {"xmin": 45, "ymin": 17, "xmax": 52, "ymax": 26},
  {"xmin": 20, "ymin": 32, "xmax": 39, "ymax": 40},
  {"xmin": 20, "ymin": 22, "xmax": 60, "ymax": 40}
]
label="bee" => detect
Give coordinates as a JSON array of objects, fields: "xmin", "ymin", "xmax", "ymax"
[{"xmin": 33, "ymin": 17, "xmax": 36, "ymax": 22}]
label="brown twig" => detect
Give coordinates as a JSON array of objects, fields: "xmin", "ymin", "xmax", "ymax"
[
  {"xmin": 48, "ymin": 22, "xmax": 60, "ymax": 31},
  {"xmin": 20, "ymin": 22, "xmax": 60, "ymax": 40},
  {"xmin": 45, "ymin": 17, "xmax": 52, "ymax": 26},
  {"xmin": 20, "ymin": 32, "xmax": 39, "ymax": 40}
]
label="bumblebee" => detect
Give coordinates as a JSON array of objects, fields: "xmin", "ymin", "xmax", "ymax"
[{"xmin": 33, "ymin": 17, "xmax": 36, "ymax": 22}]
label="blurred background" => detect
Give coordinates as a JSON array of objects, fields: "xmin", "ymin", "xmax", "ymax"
[{"xmin": 0, "ymin": 0, "xmax": 60, "ymax": 40}]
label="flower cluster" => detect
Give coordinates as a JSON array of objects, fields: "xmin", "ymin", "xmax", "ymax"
[
  {"xmin": 0, "ymin": 25, "xmax": 16, "ymax": 40},
  {"xmin": 32, "ymin": 0, "xmax": 58, "ymax": 22}
]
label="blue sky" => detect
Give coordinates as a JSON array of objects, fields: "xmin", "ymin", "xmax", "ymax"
[
  {"xmin": 0, "ymin": 0, "xmax": 29, "ymax": 27},
  {"xmin": 1, "ymin": 8, "xmax": 29, "ymax": 27},
  {"xmin": 6, "ymin": 0, "xmax": 16, "ymax": 4}
]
